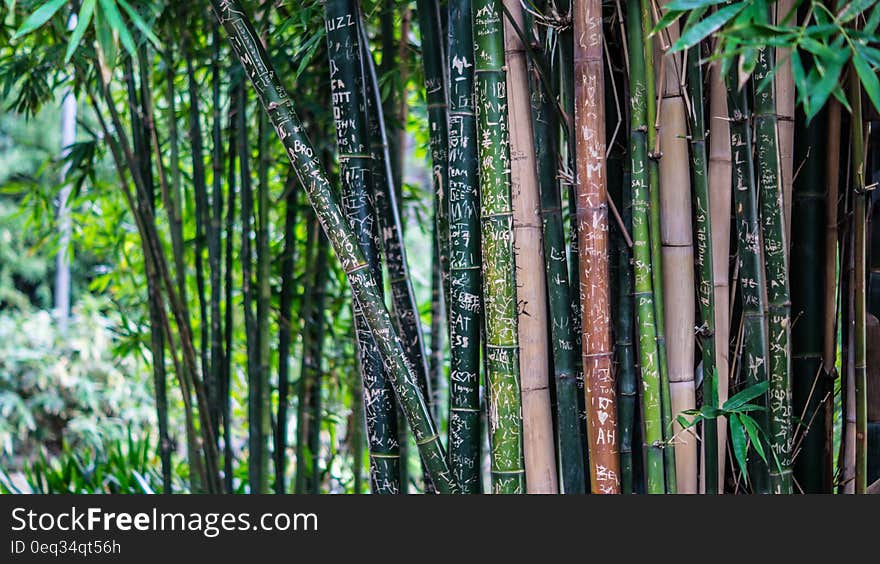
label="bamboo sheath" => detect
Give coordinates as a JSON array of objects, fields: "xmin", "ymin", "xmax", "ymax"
[
  {"xmin": 502, "ymin": 0, "xmax": 558, "ymax": 494},
  {"xmin": 210, "ymin": 0, "xmax": 458, "ymax": 494},
  {"xmin": 472, "ymin": 0, "xmax": 526, "ymax": 494},
  {"xmin": 706, "ymin": 61, "xmax": 731, "ymax": 493},
  {"xmin": 575, "ymin": 0, "xmax": 620, "ymax": 494},
  {"xmin": 656, "ymin": 15, "xmax": 697, "ymax": 493}
]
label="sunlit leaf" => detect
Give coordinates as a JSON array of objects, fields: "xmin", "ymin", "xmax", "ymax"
[
  {"xmin": 670, "ymin": 2, "xmax": 747, "ymax": 53},
  {"xmin": 65, "ymin": 0, "xmax": 97, "ymax": 63},
  {"xmin": 13, "ymin": 0, "xmax": 67, "ymax": 39}
]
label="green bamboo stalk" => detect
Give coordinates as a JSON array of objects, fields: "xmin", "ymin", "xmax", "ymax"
[
  {"xmin": 640, "ymin": 0, "xmax": 675, "ymax": 493},
  {"xmin": 790, "ymin": 102, "xmax": 827, "ymax": 493},
  {"xmin": 472, "ymin": 0, "xmax": 526, "ymax": 494},
  {"xmin": 323, "ymin": 0, "xmax": 400, "ymax": 494},
  {"xmin": 850, "ymin": 70, "xmax": 867, "ymax": 495},
  {"xmin": 686, "ymin": 46, "xmax": 718, "ymax": 494},
  {"xmin": 524, "ymin": 1, "xmax": 585, "ymax": 494},
  {"xmin": 627, "ymin": 0, "xmax": 664, "ymax": 494},
  {"xmin": 211, "ymin": 0, "xmax": 457, "ymax": 494},
  {"xmin": 753, "ymin": 46, "xmax": 793, "ymax": 494},
  {"xmin": 447, "ymin": 0, "xmax": 483, "ymax": 494},
  {"xmin": 726, "ymin": 65, "xmax": 770, "ymax": 493},
  {"xmin": 416, "ymin": 0, "xmax": 452, "ymax": 315}
]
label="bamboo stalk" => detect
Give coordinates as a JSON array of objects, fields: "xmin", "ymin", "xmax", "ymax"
[
  {"xmin": 641, "ymin": 0, "xmax": 675, "ymax": 492},
  {"xmin": 706, "ymin": 59, "xmax": 731, "ymax": 493},
  {"xmin": 656, "ymin": 14, "xmax": 697, "ymax": 493},
  {"xmin": 211, "ymin": 0, "xmax": 458, "ymax": 494},
  {"xmin": 276, "ymin": 178, "xmax": 299, "ymax": 494},
  {"xmin": 686, "ymin": 43, "xmax": 718, "ymax": 495},
  {"xmin": 209, "ymin": 24, "xmax": 225, "ymax": 445},
  {"xmin": 358, "ymin": 14, "xmax": 435, "ymax": 491},
  {"xmin": 447, "ymin": 0, "xmax": 484, "ymax": 494},
  {"xmin": 823, "ymin": 98, "xmax": 841, "ymax": 492},
  {"xmin": 574, "ymin": 0, "xmax": 620, "ymax": 495},
  {"xmin": 774, "ymin": 0, "xmax": 795, "ymax": 244},
  {"xmin": 323, "ymin": 0, "xmax": 400, "ymax": 494},
  {"xmin": 790, "ymin": 101, "xmax": 828, "ymax": 492},
  {"xmin": 502, "ymin": 0, "xmax": 557, "ymax": 494},
  {"xmin": 416, "ymin": 0, "xmax": 453, "ymax": 316},
  {"xmin": 627, "ymin": 0, "xmax": 664, "ymax": 493},
  {"xmin": 524, "ymin": 0, "xmax": 586, "ymax": 494},
  {"xmin": 472, "ymin": 0, "xmax": 526, "ymax": 494},
  {"xmin": 850, "ymin": 71, "xmax": 868, "ymax": 495},
  {"xmin": 726, "ymin": 65, "xmax": 770, "ymax": 493},
  {"xmin": 753, "ymin": 46, "xmax": 793, "ymax": 494},
  {"xmin": 222, "ymin": 84, "xmax": 239, "ymax": 493}
]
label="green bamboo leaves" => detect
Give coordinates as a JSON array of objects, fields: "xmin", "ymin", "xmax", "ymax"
[
  {"xmin": 447, "ymin": 0, "xmax": 483, "ymax": 494},
  {"xmin": 472, "ymin": 0, "xmax": 525, "ymax": 494}
]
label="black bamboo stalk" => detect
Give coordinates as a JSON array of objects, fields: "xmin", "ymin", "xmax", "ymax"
[
  {"xmin": 791, "ymin": 102, "xmax": 827, "ymax": 492},
  {"xmin": 209, "ymin": 22, "xmax": 225, "ymax": 442},
  {"xmin": 275, "ymin": 176, "xmax": 299, "ymax": 494},
  {"xmin": 222, "ymin": 82, "xmax": 238, "ymax": 493},
  {"xmin": 446, "ymin": 0, "xmax": 484, "ymax": 494},
  {"xmin": 416, "ymin": 0, "xmax": 452, "ymax": 314}
]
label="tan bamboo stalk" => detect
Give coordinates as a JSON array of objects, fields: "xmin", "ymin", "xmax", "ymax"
[
  {"xmin": 775, "ymin": 0, "xmax": 795, "ymax": 244},
  {"xmin": 705, "ymin": 60, "xmax": 731, "ymax": 494},
  {"xmin": 502, "ymin": 0, "xmax": 558, "ymax": 493},
  {"xmin": 655, "ymin": 15, "xmax": 697, "ymax": 494},
  {"xmin": 575, "ymin": 0, "xmax": 620, "ymax": 494}
]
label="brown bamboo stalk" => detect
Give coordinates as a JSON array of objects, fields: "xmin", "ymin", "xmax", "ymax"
[
  {"xmin": 823, "ymin": 99, "xmax": 841, "ymax": 491},
  {"xmin": 705, "ymin": 59, "xmax": 731, "ymax": 493},
  {"xmin": 502, "ymin": 0, "xmax": 558, "ymax": 494},
  {"xmin": 655, "ymin": 15, "xmax": 697, "ymax": 493},
  {"xmin": 775, "ymin": 0, "xmax": 795, "ymax": 244},
  {"xmin": 574, "ymin": 0, "xmax": 619, "ymax": 494}
]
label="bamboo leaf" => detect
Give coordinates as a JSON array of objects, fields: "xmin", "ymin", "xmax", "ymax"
[
  {"xmin": 853, "ymin": 46, "xmax": 880, "ymax": 114},
  {"xmin": 117, "ymin": 0, "xmax": 161, "ymax": 47},
  {"xmin": 13, "ymin": 0, "xmax": 67, "ymax": 38},
  {"xmin": 740, "ymin": 414, "xmax": 767, "ymax": 463},
  {"xmin": 665, "ymin": 0, "xmax": 727, "ymax": 10},
  {"xmin": 838, "ymin": 0, "xmax": 875, "ymax": 23},
  {"xmin": 64, "ymin": 0, "xmax": 97, "ymax": 63},
  {"xmin": 723, "ymin": 380, "xmax": 769, "ymax": 411},
  {"xmin": 652, "ymin": 9, "xmax": 684, "ymax": 34},
  {"xmin": 98, "ymin": 0, "xmax": 136, "ymax": 56},
  {"xmin": 670, "ymin": 2, "xmax": 747, "ymax": 53},
  {"xmin": 729, "ymin": 413, "xmax": 749, "ymax": 476}
]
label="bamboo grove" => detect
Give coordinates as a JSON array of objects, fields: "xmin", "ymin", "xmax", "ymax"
[{"xmin": 5, "ymin": 0, "xmax": 880, "ymax": 494}]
